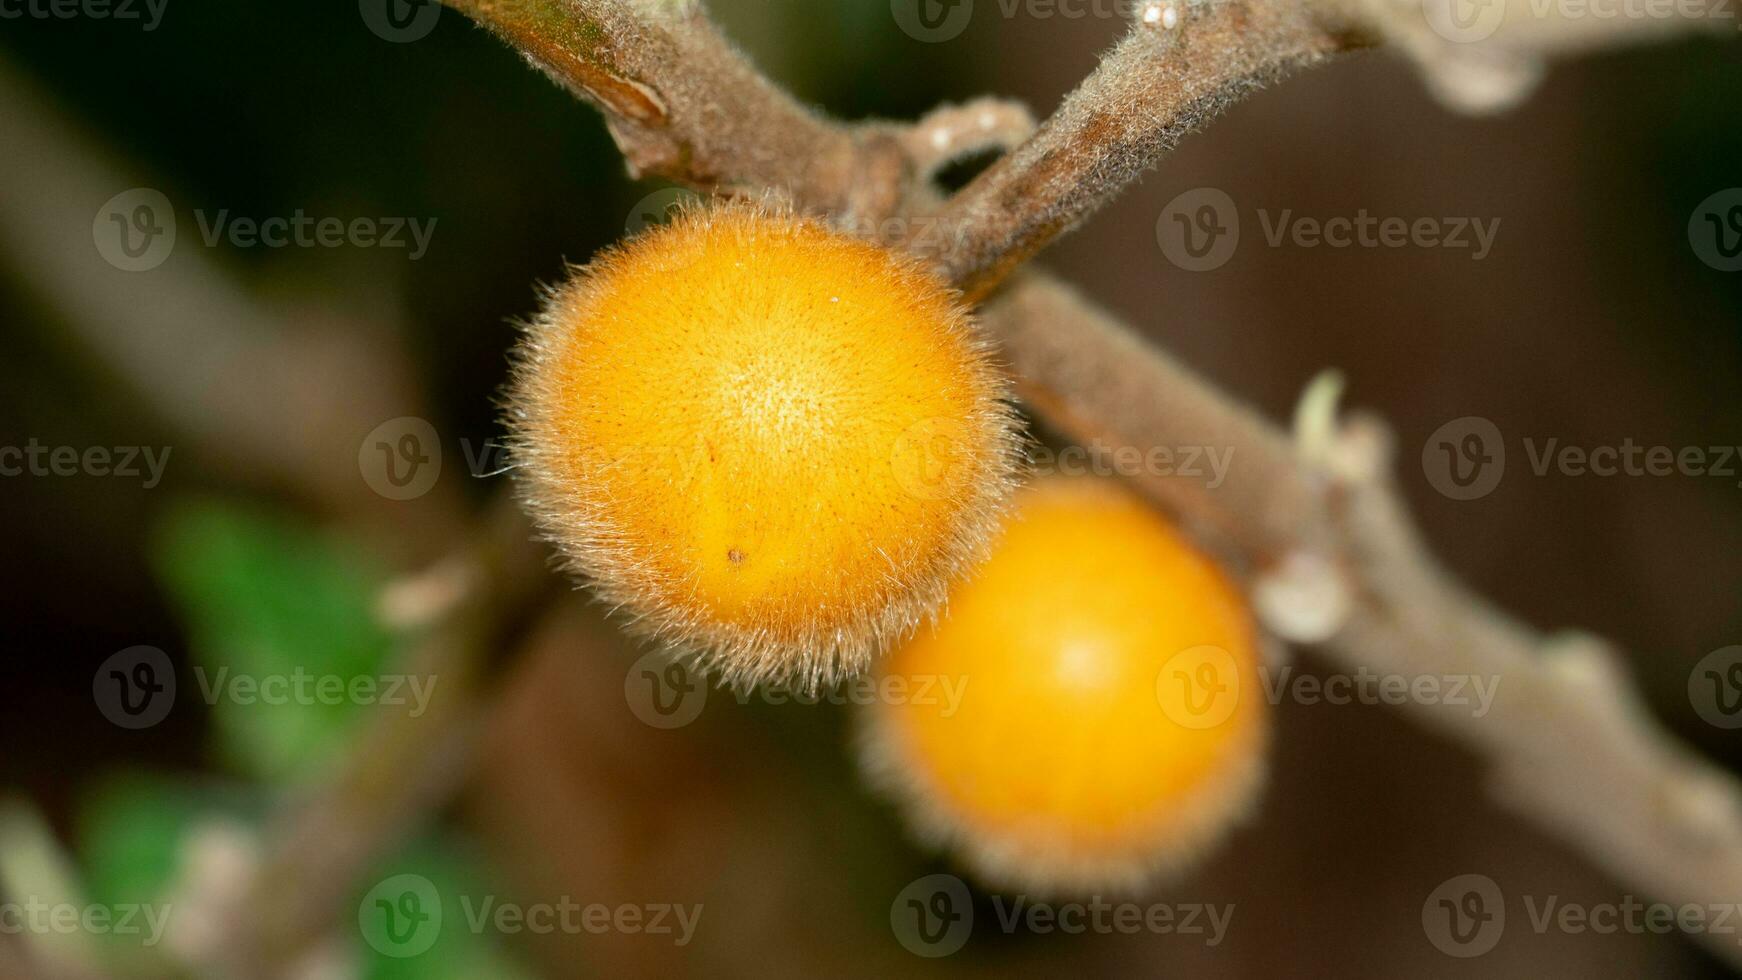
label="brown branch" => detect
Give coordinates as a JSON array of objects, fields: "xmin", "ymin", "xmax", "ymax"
[
  {"xmin": 443, "ymin": 0, "xmax": 911, "ymax": 222},
  {"xmin": 990, "ymin": 272, "xmax": 1322, "ymax": 563},
  {"xmin": 928, "ymin": 0, "xmax": 1359, "ymax": 299},
  {"xmin": 1332, "ymin": 0, "xmax": 1738, "ymax": 111},
  {"xmin": 1331, "ymin": 431, "xmax": 1742, "ymax": 967},
  {"xmin": 898, "ymin": 97, "xmax": 1038, "ymax": 186}
]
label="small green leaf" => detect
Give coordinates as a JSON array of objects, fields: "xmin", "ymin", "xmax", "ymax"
[
  {"xmin": 73, "ymin": 775, "xmax": 260, "ymax": 975},
  {"xmin": 152, "ymin": 498, "xmax": 398, "ymax": 782},
  {"xmin": 78, "ymin": 774, "xmax": 207, "ymax": 908}
]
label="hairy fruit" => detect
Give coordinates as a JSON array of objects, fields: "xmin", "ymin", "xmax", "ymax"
[
  {"xmin": 861, "ymin": 475, "xmax": 1268, "ymax": 894},
  {"xmin": 509, "ymin": 202, "xmax": 1019, "ymax": 689}
]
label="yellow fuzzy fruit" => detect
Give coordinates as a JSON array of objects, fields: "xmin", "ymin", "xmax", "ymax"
[
  {"xmin": 509, "ymin": 201, "xmax": 1018, "ymax": 689},
  {"xmin": 861, "ymin": 475, "xmax": 1268, "ymax": 894}
]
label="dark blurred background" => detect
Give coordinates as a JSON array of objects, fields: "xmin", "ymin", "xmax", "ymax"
[{"xmin": 1, "ymin": 1, "xmax": 1739, "ymax": 977}]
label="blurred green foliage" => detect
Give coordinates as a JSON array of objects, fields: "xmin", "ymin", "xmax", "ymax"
[{"xmin": 151, "ymin": 499, "xmax": 395, "ymax": 783}]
